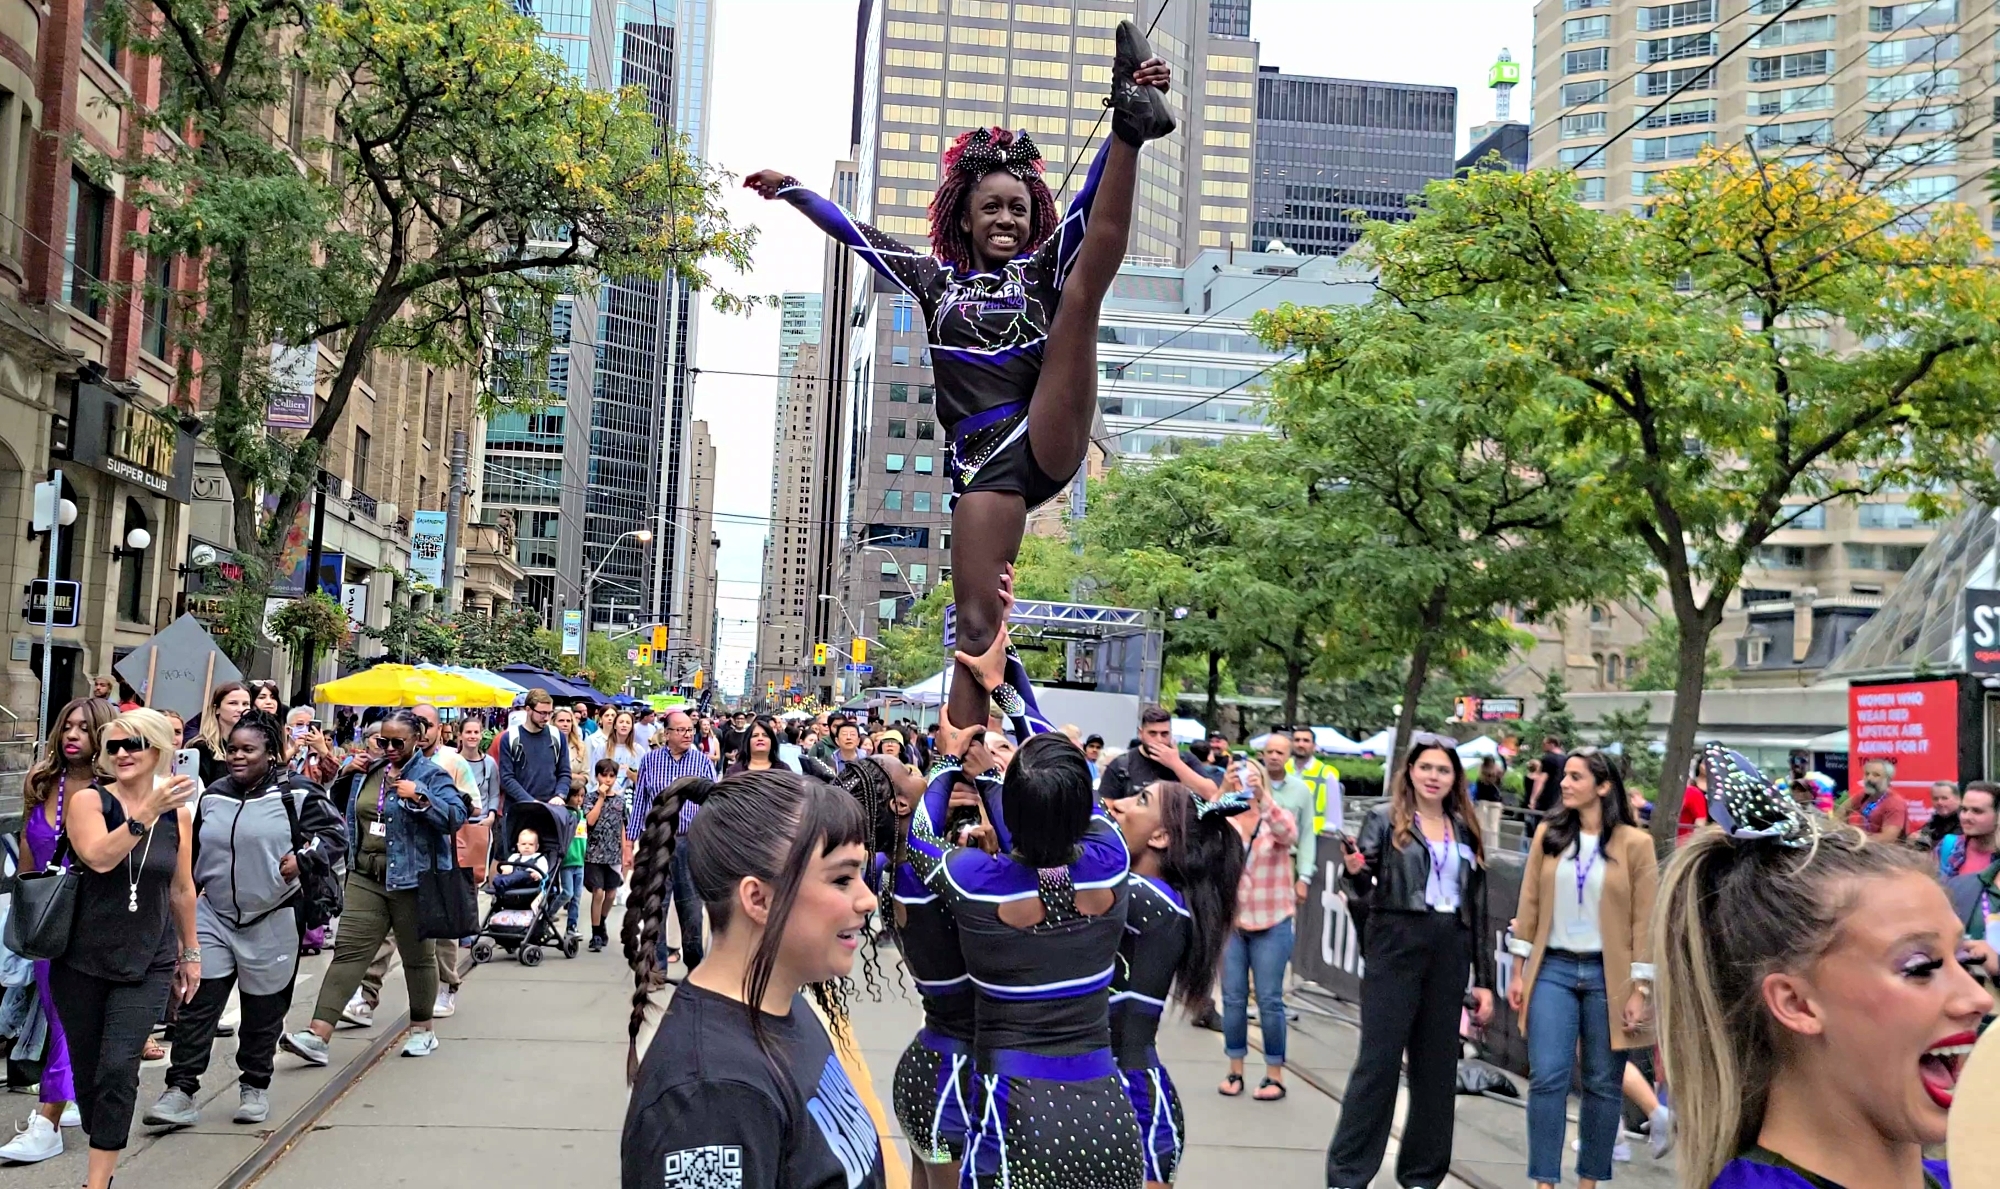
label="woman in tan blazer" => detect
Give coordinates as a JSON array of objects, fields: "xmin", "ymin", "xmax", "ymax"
[{"xmin": 1508, "ymin": 751, "xmax": 1659, "ymax": 1189}]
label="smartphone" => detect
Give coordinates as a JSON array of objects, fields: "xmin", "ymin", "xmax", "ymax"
[
  {"xmin": 290, "ymin": 722, "xmax": 313, "ymax": 741},
  {"xmin": 172, "ymin": 748, "xmax": 202, "ymax": 781}
]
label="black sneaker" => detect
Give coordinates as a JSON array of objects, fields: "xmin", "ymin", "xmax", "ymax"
[
  {"xmin": 588, "ymin": 931, "xmax": 605, "ymax": 952},
  {"xmin": 1108, "ymin": 20, "xmax": 1175, "ymax": 145}
]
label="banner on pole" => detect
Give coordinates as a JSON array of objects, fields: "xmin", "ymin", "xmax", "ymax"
[
  {"xmin": 410, "ymin": 511, "xmax": 448, "ymax": 587},
  {"xmin": 561, "ymin": 610, "xmax": 583, "ymax": 656}
]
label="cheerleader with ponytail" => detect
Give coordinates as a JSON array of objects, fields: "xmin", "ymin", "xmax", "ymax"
[
  {"xmin": 1104, "ymin": 781, "xmax": 1248, "ymax": 1188},
  {"xmin": 745, "ymin": 19, "xmax": 1175, "ymax": 738},
  {"xmin": 619, "ymin": 770, "xmax": 888, "ymax": 1189}
]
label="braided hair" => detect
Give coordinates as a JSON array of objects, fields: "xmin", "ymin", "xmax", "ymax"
[
  {"xmin": 228, "ymin": 710, "xmax": 289, "ymax": 786},
  {"xmin": 928, "ymin": 126, "xmax": 1059, "ymax": 273},
  {"xmin": 833, "ymin": 756, "xmax": 906, "ymax": 1003},
  {"xmin": 622, "ymin": 769, "xmax": 870, "ymax": 1086}
]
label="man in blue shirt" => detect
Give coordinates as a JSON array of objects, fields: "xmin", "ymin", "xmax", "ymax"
[{"xmin": 633, "ymin": 710, "xmax": 716, "ymax": 979}]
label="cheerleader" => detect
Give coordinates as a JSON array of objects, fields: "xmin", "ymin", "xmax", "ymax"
[
  {"xmin": 1103, "ymin": 782, "xmax": 1247, "ymax": 1188},
  {"xmin": 744, "ymin": 21, "xmax": 1175, "ymax": 736}
]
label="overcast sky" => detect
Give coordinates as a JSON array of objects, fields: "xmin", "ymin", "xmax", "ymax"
[{"xmin": 693, "ymin": 0, "xmax": 1536, "ymax": 694}]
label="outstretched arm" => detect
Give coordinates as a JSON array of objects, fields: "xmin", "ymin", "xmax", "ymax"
[{"xmin": 746, "ymin": 169, "xmax": 936, "ymax": 301}]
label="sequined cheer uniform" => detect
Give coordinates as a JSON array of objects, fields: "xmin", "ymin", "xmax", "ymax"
[
  {"xmin": 774, "ymin": 139, "xmax": 1110, "ymax": 509},
  {"xmin": 1111, "ymin": 875, "xmax": 1192, "ymax": 1184}
]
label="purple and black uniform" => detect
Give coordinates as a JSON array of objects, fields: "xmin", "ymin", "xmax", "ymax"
[
  {"xmin": 773, "ymin": 139, "xmax": 1112, "ymax": 509},
  {"xmin": 887, "ymin": 790, "xmax": 979, "ymax": 1165},
  {"xmin": 1112, "ymin": 874, "xmax": 1192, "ymax": 1183}
]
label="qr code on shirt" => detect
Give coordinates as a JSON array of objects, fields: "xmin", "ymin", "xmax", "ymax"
[{"xmin": 662, "ymin": 1144, "xmax": 743, "ymax": 1189}]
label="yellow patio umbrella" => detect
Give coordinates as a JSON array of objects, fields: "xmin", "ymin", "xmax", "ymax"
[{"xmin": 314, "ymin": 664, "xmax": 515, "ymax": 708}]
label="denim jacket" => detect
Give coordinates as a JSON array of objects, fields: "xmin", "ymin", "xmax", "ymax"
[{"xmin": 343, "ymin": 751, "xmax": 467, "ymax": 891}]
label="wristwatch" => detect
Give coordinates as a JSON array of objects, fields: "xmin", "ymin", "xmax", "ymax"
[{"xmin": 126, "ymin": 817, "xmax": 148, "ymax": 838}]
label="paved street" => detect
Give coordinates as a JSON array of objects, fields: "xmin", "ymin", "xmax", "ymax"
[{"xmin": 0, "ymin": 901, "xmax": 1680, "ymax": 1189}]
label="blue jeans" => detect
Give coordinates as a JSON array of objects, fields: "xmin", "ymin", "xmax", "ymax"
[
  {"xmin": 1221, "ymin": 917, "xmax": 1293, "ymax": 1064},
  {"xmin": 559, "ymin": 865, "xmax": 583, "ymax": 932},
  {"xmin": 1526, "ymin": 951, "xmax": 1627, "ymax": 1184},
  {"xmin": 655, "ymin": 845, "xmax": 707, "ymax": 972}
]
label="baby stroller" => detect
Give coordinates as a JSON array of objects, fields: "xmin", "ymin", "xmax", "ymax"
[{"xmin": 468, "ymin": 801, "xmax": 578, "ymax": 966}]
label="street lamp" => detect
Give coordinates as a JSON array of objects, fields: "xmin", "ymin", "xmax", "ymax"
[{"xmin": 582, "ymin": 528, "xmax": 653, "ymax": 639}]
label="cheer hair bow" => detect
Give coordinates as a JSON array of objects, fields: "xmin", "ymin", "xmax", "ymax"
[
  {"xmin": 950, "ymin": 128, "xmax": 1045, "ymax": 180},
  {"xmin": 1195, "ymin": 791, "xmax": 1253, "ymax": 820},
  {"xmin": 1701, "ymin": 742, "xmax": 1813, "ymax": 849}
]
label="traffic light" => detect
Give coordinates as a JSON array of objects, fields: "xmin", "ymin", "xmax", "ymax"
[
  {"xmin": 766, "ymin": 680, "xmax": 777, "ymax": 699},
  {"xmin": 813, "ymin": 642, "xmax": 828, "ymax": 667},
  {"xmin": 652, "ymin": 625, "xmax": 669, "ymax": 652},
  {"xmin": 636, "ymin": 645, "xmax": 652, "ymax": 665},
  {"xmin": 850, "ymin": 638, "xmax": 867, "ymax": 665},
  {"xmin": 692, "ymin": 668, "xmax": 704, "ymax": 690},
  {"xmin": 783, "ymin": 674, "xmax": 794, "ymax": 690}
]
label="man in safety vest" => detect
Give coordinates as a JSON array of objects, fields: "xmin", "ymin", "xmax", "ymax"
[{"xmin": 1288, "ymin": 725, "xmax": 1342, "ymax": 835}]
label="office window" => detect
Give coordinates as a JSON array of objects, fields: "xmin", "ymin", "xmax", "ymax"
[
  {"xmin": 1869, "ymin": 1, "xmax": 1955, "ymax": 31},
  {"xmin": 1857, "ymin": 502, "xmax": 1923, "ymax": 529},
  {"xmin": 353, "ymin": 427, "xmax": 372, "ymax": 491},
  {"xmin": 883, "ymin": 489, "xmax": 902, "ymax": 510},
  {"xmin": 1749, "ymin": 84, "xmax": 1831, "ymax": 115},
  {"xmin": 912, "ymin": 491, "xmax": 933, "ymax": 513},
  {"xmin": 1565, "ymin": 15, "xmax": 1610, "ymax": 42},
  {"xmin": 886, "ymin": 21, "xmax": 944, "ymax": 40},
  {"xmin": 1561, "ymin": 112, "xmax": 1607, "ymax": 139},
  {"xmin": 1641, "ymin": 99, "xmax": 1716, "ymax": 128},
  {"xmin": 1633, "ymin": 130, "xmax": 1715, "ymax": 160},
  {"xmin": 1868, "ymin": 69, "xmax": 1956, "ymax": 101},
  {"xmin": 65, "ymin": 173, "xmax": 110, "ymax": 318},
  {"xmin": 909, "ymin": 564, "xmax": 928, "ymax": 584},
  {"xmin": 83, "ymin": 0, "xmax": 119, "ymax": 67},
  {"xmin": 1564, "ymin": 48, "xmax": 1611, "ymax": 75},
  {"xmin": 1780, "ymin": 504, "xmax": 1827, "ymax": 530},
  {"xmin": 891, "ymin": 345, "xmax": 911, "ymax": 366},
  {"xmin": 1561, "ymin": 79, "xmax": 1608, "ymax": 106},
  {"xmin": 917, "ymin": 385, "xmax": 934, "ymax": 404},
  {"xmin": 885, "ymin": 453, "xmax": 905, "ymax": 472},
  {"xmin": 951, "ymin": 52, "xmax": 1004, "ymax": 73},
  {"xmin": 892, "ymin": 299, "xmax": 915, "ymax": 333},
  {"xmin": 1637, "ymin": 66, "xmax": 1715, "ymax": 95},
  {"xmin": 141, "ymin": 254, "xmax": 173, "ymax": 358},
  {"xmin": 889, "ymin": 382, "xmax": 909, "ymax": 402},
  {"xmin": 888, "ymin": 418, "xmax": 907, "ymax": 438},
  {"xmin": 1013, "ymin": 57, "xmax": 1067, "ymax": 78},
  {"xmin": 914, "ymin": 455, "xmax": 935, "ymax": 474},
  {"xmin": 1559, "ymin": 144, "xmax": 1606, "ymax": 167},
  {"xmin": 1640, "ymin": 32, "xmax": 1717, "ymax": 63},
  {"xmin": 917, "ymin": 420, "xmax": 935, "ymax": 440},
  {"xmin": 879, "ymin": 598, "xmax": 901, "ymax": 623},
  {"xmin": 1753, "ymin": 15, "xmax": 1835, "ymax": 48},
  {"xmin": 1748, "ymin": 50, "xmax": 1832, "ymax": 82},
  {"xmin": 1868, "ymin": 33, "xmax": 1954, "ymax": 68},
  {"xmin": 1638, "ymin": 0, "xmax": 1716, "ymax": 29},
  {"xmin": 1575, "ymin": 177, "xmax": 1607, "ymax": 202}
]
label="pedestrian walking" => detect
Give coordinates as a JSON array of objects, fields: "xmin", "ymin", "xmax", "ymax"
[
  {"xmin": 0, "ymin": 698, "xmax": 112, "ymax": 1164},
  {"xmin": 588, "ymin": 709, "xmax": 648, "ymax": 787},
  {"xmin": 1325, "ymin": 738, "xmax": 1496, "ymax": 1189},
  {"xmin": 726, "ymin": 717, "xmax": 792, "ymax": 775},
  {"xmin": 552, "ymin": 705, "xmax": 591, "ymax": 793},
  {"xmin": 148, "ymin": 711, "xmax": 345, "ymax": 1128},
  {"xmin": 496, "ymin": 688, "xmax": 569, "ymax": 811},
  {"xmin": 631, "ymin": 709, "xmax": 716, "ymax": 973},
  {"xmin": 582, "ymin": 760, "xmax": 629, "ymax": 952},
  {"xmin": 48, "ymin": 709, "xmax": 198, "ymax": 1189},
  {"xmin": 1508, "ymin": 751, "xmax": 1664, "ymax": 1187},
  {"xmin": 1216, "ymin": 754, "xmax": 1299, "ymax": 1102},
  {"xmin": 457, "ymin": 714, "xmax": 498, "ymax": 813},
  {"xmin": 1656, "ymin": 745, "xmax": 1990, "ymax": 1189},
  {"xmin": 284, "ymin": 709, "xmax": 465, "ymax": 1064},
  {"xmin": 620, "ymin": 769, "xmax": 886, "ymax": 1189},
  {"xmin": 189, "ymin": 682, "xmax": 252, "ymax": 785}
]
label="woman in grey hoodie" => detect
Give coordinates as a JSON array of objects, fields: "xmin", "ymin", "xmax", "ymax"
[{"xmin": 145, "ymin": 711, "xmax": 346, "ymax": 1128}]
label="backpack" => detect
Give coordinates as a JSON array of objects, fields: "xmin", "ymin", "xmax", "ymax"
[
  {"xmin": 507, "ymin": 724, "xmax": 562, "ymax": 781},
  {"xmin": 278, "ymin": 786, "xmax": 347, "ymax": 930}
]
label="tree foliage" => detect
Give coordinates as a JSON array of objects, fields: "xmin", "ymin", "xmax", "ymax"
[
  {"xmin": 103, "ymin": 0, "xmax": 758, "ymax": 666},
  {"xmin": 1358, "ymin": 153, "xmax": 2000, "ymax": 851},
  {"xmin": 1625, "ymin": 614, "xmax": 1725, "ymax": 692}
]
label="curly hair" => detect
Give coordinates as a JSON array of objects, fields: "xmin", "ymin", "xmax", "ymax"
[
  {"xmin": 833, "ymin": 756, "xmax": 908, "ymax": 1004},
  {"xmin": 928, "ymin": 126, "xmax": 1059, "ymax": 273}
]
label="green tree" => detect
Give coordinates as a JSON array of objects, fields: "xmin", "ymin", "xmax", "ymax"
[
  {"xmin": 872, "ymin": 533, "xmax": 1091, "ymax": 691},
  {"xmin": 1360, "ymin": 155, "xmax": 2000, "ymax": 852},
  {"xmin": 104, "ymin": 0, "xmax": 756, "ymax": 667},
  {"xmin": 1529, "ymin": 669, "xmax": 1578, "ymax": 752},
  {"xmin": 1625, "ymin": 614, "xmax": 1725, "ymax": 692},
  {"xmin": 1594, "ymin": 702, "xmax": 1663, "ymax": 796}
]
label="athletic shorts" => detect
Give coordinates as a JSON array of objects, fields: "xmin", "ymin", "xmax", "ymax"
[
  {"xmin": 952, "ymin": 404, "xmax": 1071, "ymax": 511},
  {"xmin": 583, "ymin": 862, "xmax": 623, "ymax": 892}
]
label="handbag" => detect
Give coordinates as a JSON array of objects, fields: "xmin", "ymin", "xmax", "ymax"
[
  {"xmin": 416, "ymin": 864, "xmax": 477, "ymax": 940},
  {"xmin": 5, "ymin": 798, "xmax": 76, "ymax": 962}
]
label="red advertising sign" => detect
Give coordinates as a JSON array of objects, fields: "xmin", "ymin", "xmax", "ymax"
[{"xmin": 1848, "ymin": 679, "xmax": 1958, "ymax": 798}]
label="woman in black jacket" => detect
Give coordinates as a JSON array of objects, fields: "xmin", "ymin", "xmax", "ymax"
[{"xmin": 1326, "ymin": 739, "xmax": 1496, "ymax": 1189}]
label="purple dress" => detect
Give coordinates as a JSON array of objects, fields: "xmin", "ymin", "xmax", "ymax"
[
  {"xmin": 1710, "ymin": 1152, "xmax": 1949, "ymax": 1189},
  {"xmin": 22, "ymin": 786, "xmax": 74, "ymax": 1105}
]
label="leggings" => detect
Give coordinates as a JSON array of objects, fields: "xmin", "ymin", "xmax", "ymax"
[
  {"xmin": 891, "ymin": 1029, "xmax": 976, "ymax": 1164},
  {"xmin": 47, "ymin": 962, "xmax": 173, "ymax": 1152},
  {"xmin": 32, "ymin": 960, "xmax": 74, "ymax": 1104},
  {"xmin": 312, "ymin": 874, "xmax": 438, "ymax": 1026}
]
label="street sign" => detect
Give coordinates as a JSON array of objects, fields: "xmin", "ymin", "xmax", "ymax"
[
  {"xmin": 627, "ymin": 648, "xmax": 639, "ymax": 662},
  {"xmin": 341, "ymin": 582, "xmax": 368, "ymax": 629},
  {"xmin": 114, "ymin": 614, "xmax": 243, "ymax": 719},
  {"xmin": 1967, "ymin": 589, "xmax": 2000, "ymax": 674},
  {"xmin": 844, "ymin": 663, "xmax": 873, "ymax": 674},
  {"xmin": 24, "ymin": 580, "xmax": 80, "ymax": 628},
  {"xmin": 561, "ymin": 610, "xmax": 584, "ymax": 656},
  {"xmin": 652, "ymin": 625, "xmax": 669, "ymax": 652}
]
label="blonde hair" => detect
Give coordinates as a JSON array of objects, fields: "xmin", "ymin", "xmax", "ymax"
[
  {"xmin": 198, "ymin": 682, "xmax": 248, "ymax": 757},
  {"xmin": 104, "ymin": 708, "xmax": 181, "ymax": 779},
  {"xmin": 1654, "ymin": 820, "xmax": 1931, "ymax": 1189}
]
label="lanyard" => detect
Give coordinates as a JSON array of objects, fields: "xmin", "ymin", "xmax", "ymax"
[
  {"xmin": 1573, "ymin": 836, "xmax": 1599, "ymax": 906},
  {"xmin": 375, "ymin": 764, "xmax": 395, "ymax": 818},
  {"xmin": 52, "ymin": 773, "xmax": 66, "ymax": 872},
  {"xmin": 1414, "ymin": 812, "xmax": 1454, "ymax": 899}
]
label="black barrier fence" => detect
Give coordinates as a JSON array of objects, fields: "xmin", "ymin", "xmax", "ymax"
[{"xmin": 1291, "ymin": 829, "xmax": 1531, "ymax": 1076}]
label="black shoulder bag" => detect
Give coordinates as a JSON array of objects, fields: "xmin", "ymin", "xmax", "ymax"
[{"xmin": 6, "ymin": 793, "xmax": 78, "ymax": 961}]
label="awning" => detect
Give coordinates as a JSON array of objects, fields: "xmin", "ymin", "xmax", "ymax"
[
  {"xmin": 493, "ymin": 665, "xmax": 598, "ymax": 703},
  {"xmin": 1804, "ymin": 729, "xmax": 1850, "ymax": 753}
]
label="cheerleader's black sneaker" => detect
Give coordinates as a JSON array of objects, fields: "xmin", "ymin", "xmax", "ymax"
[{"xmin": 1109, "ymin": 19, "xmax": 1175, "ymax": 146}]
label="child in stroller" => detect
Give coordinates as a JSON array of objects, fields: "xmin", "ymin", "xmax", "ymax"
[{"xmin": 468, "ymin": 801, "xmax": 580, "ymax": 965}]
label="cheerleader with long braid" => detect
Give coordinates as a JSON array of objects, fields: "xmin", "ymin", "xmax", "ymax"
[
  {"xmin": 745, "ymin": 21, "xmax": 1175, "ymax": 738},
  {"xmin": 1102, "ymin": 782, "xmax": 1247, "ymax": 1187}
]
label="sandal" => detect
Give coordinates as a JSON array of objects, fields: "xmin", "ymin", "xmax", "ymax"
[
  {"xmin": 141, "ymin": 1039, "xmax": 166, "ymax": 1062},
  {"xmin": 1217, "ymin": 1072, "xmax": 1244, "ymax": 1097},
  {"xmin": 1254, "ymin": 1077, "xmax": 1287, "ymax": 1102}
]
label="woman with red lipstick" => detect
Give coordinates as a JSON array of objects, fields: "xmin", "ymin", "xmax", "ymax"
[{"xmin": 1657, "ymin": 745, "xmax": 1992, "ymax": 1189}]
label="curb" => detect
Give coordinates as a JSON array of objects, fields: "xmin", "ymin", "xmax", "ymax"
[{"xmin": 211, "ymin": 1011, "xmax": 412, "ymax": 1189}]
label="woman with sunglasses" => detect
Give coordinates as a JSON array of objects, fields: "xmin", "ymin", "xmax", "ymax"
[
  {"xmin": 283, "ymin": 709, "xmax": 465, "ymax": 1064},
  {"xmin": 48, "ymin": 709, "xmax": 198, "ymax": 1189},
  {"xmin": 1326, "ymin": 737, "xmax": 1496, "ymax": 1189}
]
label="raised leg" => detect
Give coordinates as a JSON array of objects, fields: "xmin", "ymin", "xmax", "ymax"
[
  {"xmin": 946, "ymin": 491, "xmax": 1026, "ymax": 730},
  {"xmin": 1025, "ymin": 137, "xmax": 1140, "ymax": 482}
]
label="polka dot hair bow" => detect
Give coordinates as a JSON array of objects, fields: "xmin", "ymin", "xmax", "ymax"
[
  {"xmin": 951, "ymin": 127, "xmax": 1045, "ymax": 181},
  {"xmin": 1702, "ymin": 742, "xmax": 1813, "ymax": 849},
  {"xmin": 1195, "ymin": 791, "xmax": 1253, "ymax": 820}
]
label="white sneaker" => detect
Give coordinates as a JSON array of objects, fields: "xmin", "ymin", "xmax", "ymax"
[
  {"xmin": 401, "ymin": 1029, "xmax": 440, "ymax": 1058},
  {"xmin": 0, "ymin": 1115, "xmax": 61, "ymax": 1164},
  {"xmin": 58, "ymin": 1103, "xmax": 78, "ymax": 1129},
  {"xmin": 340, "ymin": 991, "xmax": 374, "ymax": 1028},
  {"xmin": 614, "ymin": 885, "xmax": 628, "ymax": 907},
  {"xmin": 1649, "ymin": 1104, "xmax": 1675, "ymax": 1159},
  {"xmin": 432, "ymin": 987, "xmax": 457, "ymax": 1018}
]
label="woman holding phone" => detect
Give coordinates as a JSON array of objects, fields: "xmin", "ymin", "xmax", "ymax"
[
  {"xmin": 49, "ymin": 709, "xmax": 199, "ymax": 1189},
  {"xmin": 1217, "ymin": 755, "xmax": 1299, "ymax": 1102}
]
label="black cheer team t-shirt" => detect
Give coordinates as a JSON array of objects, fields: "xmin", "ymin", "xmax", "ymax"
[{"xmin": 622, "ymin": 981, "xmax": 884, "ymax": 1189}]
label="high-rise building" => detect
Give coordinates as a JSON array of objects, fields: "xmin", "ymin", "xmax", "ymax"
[
  {"xmin": 776, "ymin": 293, "xmax": 825, "ymax": 397},
  {"xmin": 680, "ymin": 420, "xmax": 719, "ymax": 684},
  {"xmin": 1208, "ymin": 0, "xmax": 1251, "ymax": 38},
  {"xmin": 758, "ymin": 344, "xmax": 824, "ymax": 700},
  {"xmin": 1251, "ymin": 67, "xmax": 1458, "ymax": 255},
  {"xmin": 1528, "ymin": 0, "xmax": 1993, "ymax": 221}
]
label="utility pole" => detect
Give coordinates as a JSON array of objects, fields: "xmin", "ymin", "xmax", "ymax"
[
  {"xmin": 291, "ymin": 481, "xmax": 328, "ymax": 706},
  {"xmin": 33, "ymin": 471, "xmax": 65, "ymax": 754},
  {"xmin": 440, "ymin": 429, "xmax": 467, "ymax": 611}
]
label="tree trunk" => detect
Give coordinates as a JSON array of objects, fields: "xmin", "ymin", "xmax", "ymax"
[
  {"xmin": 1204, "ymin": 648, "xmax": 1221, "ymax": 728},
  {"xmin": 1650, "ymin": 607, "xmax": 1722, "ymax": 858},
  {"xmin": 1389, "ymin": 584, "xmax": 1450, "ymax": 791},
  {"xmin": 1282, "ymin": 623, "xmax": 1307, "ymax": 725}
]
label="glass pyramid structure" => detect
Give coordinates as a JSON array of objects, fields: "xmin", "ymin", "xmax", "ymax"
[{"xmin": 1820, "ymin": 504, "xmax": 1999, "ymax": 681}]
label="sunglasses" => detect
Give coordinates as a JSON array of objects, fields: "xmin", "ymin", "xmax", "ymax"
[
  {"xmin": 103, "ymin": 737, "xmax": 152, "ymax": 756},
  {"xmin": 379, "ymin": 735, "xmax": 413, "ymax": 749}
]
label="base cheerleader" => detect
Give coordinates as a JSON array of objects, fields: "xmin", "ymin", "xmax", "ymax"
[{"xmin": 1102, "ymin": 781, "xmax": 1247, "ymax": 1188}]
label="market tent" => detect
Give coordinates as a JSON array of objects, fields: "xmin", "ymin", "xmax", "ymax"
[
  {"xmin": 1353, "ymin": 728, "xmax": 1395, "ymax": 756},
  {"xmin": 1456, "ymin": 735, "xmax": 1502, "ymax": 761},
  {"xmin": 777, "ymin": 709, "xmax": 813, "ymax": 721},
  {"xmin": 494, "ymin": 665, "xmax": 597, "ymax": 703},
  {"xmin": 419, "ymin": 664, "xmax": 527, "ymax": 697},
  {"xmin": 1247, "ymin": 726, "xmax": 1366, "ymax": 754},
  {"xmin": 316, "ymin": 664, "xmax": 514, "ymax": 708},
  {"xmin": 1170, "ymin": 717, "xmax": 1205, "ymax": 743},
  {"xmin": 901, "ymin": 670, "xmax": 948, "ymax": 706}
]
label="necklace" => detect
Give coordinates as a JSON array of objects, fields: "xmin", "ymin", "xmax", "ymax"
[{"xmin": 125, "ymin": 794, "xmax": 156, "ymax": 913}]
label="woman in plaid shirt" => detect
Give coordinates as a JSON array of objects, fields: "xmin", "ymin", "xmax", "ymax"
[{"xmin": 1217, "ymin": 758, "xmax": 1300, "ymax": 1102}]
